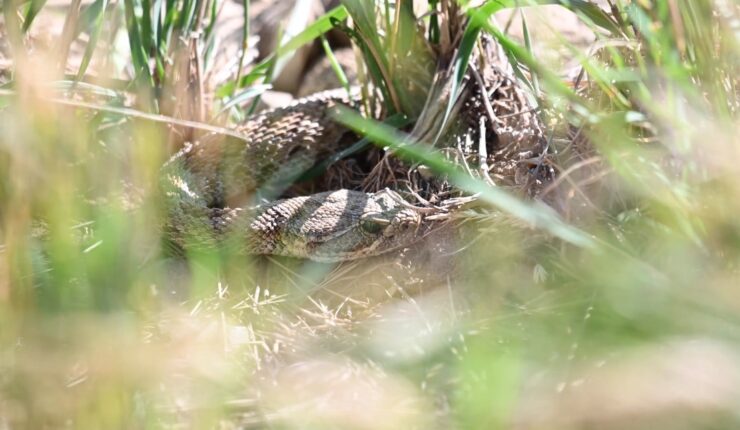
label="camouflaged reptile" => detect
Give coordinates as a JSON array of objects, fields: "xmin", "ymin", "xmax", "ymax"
[
  {"xmin": 162, "ymin": 90, "xmax": 437, "ymax": 262},
  {"xmin": 162, "ymin": 36, "xmax": 545, "ymax": 262}
]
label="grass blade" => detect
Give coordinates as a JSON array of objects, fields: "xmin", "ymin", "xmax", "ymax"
[
  {"xmin": 216, "ymin": 5, "xmax": 348, "ymax": 98},
  {"xmin": 123, "ymin": 0, "xmax": 154, "ymax": 88},
  {"xmin": 217, "ymin": 83, "xmax": 270, "ymax": 117},
  {"xmin": 320, "ymin": 35, "xmax": 350, "ymax": 96},
  {"xmin": 231, "ymin": 0, "xmax": 250, "ymax": 98},
  {"xmin": 21, "ymin": 0, "xmax": 48, "ymax": 33},
  {"xmin": 75, "ymin": 0, "xmax": 109, "ymax": 82},
  {"xmin": 520, "ymin": 12, "xmax": 540, "ymax": 96}
]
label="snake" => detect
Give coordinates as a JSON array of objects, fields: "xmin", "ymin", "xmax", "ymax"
[
  {"xmin": 161, "ymin": 90, "xmax": 438, "ymax": 262},
  {"xmin": 162, "ymin": 35, "xmax": 545, "ymax": 262}
]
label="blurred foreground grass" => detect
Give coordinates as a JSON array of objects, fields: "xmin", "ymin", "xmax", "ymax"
[{"xmin": 1, "ymin": 0, "xmax": 739, "ymax": 429}]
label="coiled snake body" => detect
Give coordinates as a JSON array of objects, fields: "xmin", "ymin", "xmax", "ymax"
[{"xmin": 162, "ymin": 90, "xmax": 429, "ymax": 262}]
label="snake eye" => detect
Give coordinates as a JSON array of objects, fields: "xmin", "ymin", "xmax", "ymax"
[{"xmin": 360, "ymin": 215, "xmax": 390, "ymax": 235}]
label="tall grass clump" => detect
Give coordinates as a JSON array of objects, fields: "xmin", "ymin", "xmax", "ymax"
[{"xmin": 0, "ymin": 0, "xmax": 739, "ymax": 429}]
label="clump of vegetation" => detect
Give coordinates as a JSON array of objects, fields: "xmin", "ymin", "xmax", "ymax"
[{"xmin": 0, "ymin": 0, "xmax": 738, "ymax": 428}]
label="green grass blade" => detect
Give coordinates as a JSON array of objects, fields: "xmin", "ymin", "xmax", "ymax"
[
  {"xmin": 520, "ymin": 12, "xmax": 540, "ymax": 97},
  {"xmin": 161, "ymin": 0, "xmax": 177, "ymax": 47},
  {"xmin": 271, "ymin": 0, "xmax": 314, "ymax": 82},
  {"xmin": 123, "ymin": 0, "xmax": 154, "ymax": 87},
  {"xmin": 276, "ymin": 5, "xmax": 348, "ymax": 57},
  {"xmin": 555, "ymin": 0, "xmax": 622, "ymax": 35},
  {"xmin": 231, "ymin": 0, "xmax": 250, "ymax": 98},
  {"xmin": 341, "ymin": 0, "xmax": 400, "ymax": 112},
  {"xmin": 175, "ymin": 0, "xmax": 196, "ymax": 30},
  {"xmin": 21, "ymin": 0, "xmax": 48, "ymax": 33},
  {"xmin": 468, "ymin": 0, "xmax": 622, "ymax": 41},
  {"xmin": 139, "ymin": 0, "xmax": 154, "ymax": 56},
  {"xmin": 388, "ymin": 0, "xmax": 433, "ymax": 117},
  {"xmin": 320, "ymin": 35, "xmax": 350, "ymax": 95},
  {"xmin": 427, "ymin": 0, "xmax": 440, "ymax": 43},
  {"xmin": 203, "ymin": 0, "xmax": 219, "ymax": 43},
  {"xmin": 217, "ymin": 83, "xmax": 270, "ymax": 116},
  {"xmin": 151, "ymin": 0, "xmax": 162, "ymax": 42},
  {"xmin": 216, "ymin": 5, "xmax": 348, "ymax": 98},
  {"xmin": 75, "ymin": 0, "xmax": 109, "ymax": 82}
]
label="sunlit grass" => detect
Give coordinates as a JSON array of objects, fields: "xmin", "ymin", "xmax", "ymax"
[{"xmin": 1, "ymin": 0, "xmax": 739, "ymax": 428}]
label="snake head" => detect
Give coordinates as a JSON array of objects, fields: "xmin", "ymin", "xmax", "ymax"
[{"xmin": 250, "ymin": 189, "xmax": 428, "ymax": 262}]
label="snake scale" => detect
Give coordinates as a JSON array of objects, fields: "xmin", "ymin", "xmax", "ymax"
[{"xmin": 162, "ymin": 90, "xmax": 432, "ymax": 262}]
